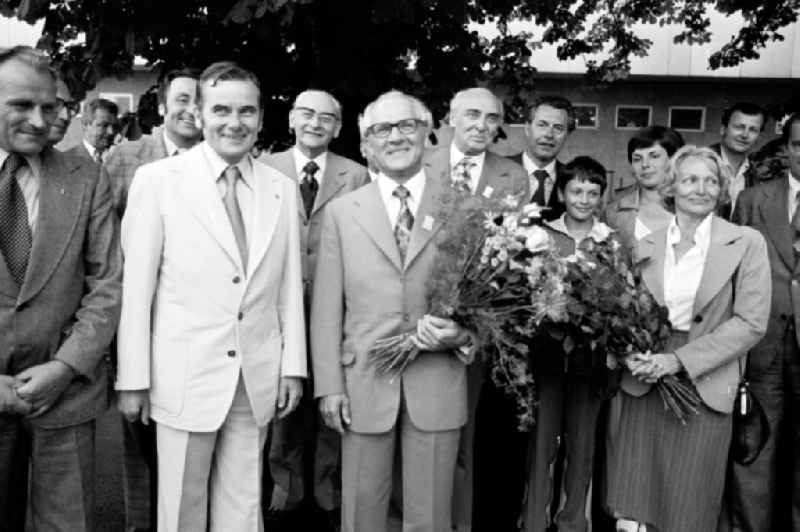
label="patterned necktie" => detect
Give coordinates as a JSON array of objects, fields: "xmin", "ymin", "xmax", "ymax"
[
  {"xmin": 93, "ymin": 149, "xmax": 103, "ymax": 164},
  {"xmin": 452, "ymin": 157, "xmax": 475, "ymax": 195},
  {"xmin": 300, "ymin": 160, "xmax": 319, "ymax": 218},
  {"xmin": 0, "ymin": 153, "xmax": 31, "ymax": 285},
  {"xmin": 531, "ymin": 169, "xmax": 550, "ymax": 205},
  {"xmin": 792, "ymin": 190, "xmax": 800, "ymax": 261},
  {"xmin": 220, "ymin": 166, "xmax": 248, "ymax": 274},
  {"xmin": 393, "ymin": 185, "xmax": 414, "ymax": 263}
]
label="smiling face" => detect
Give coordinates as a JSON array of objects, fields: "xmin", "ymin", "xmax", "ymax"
[
  {"xmin": 289, "ymin": 90, "xmax": 341, "ymax": 156},
  {"xmin": 364, "ymin": 95, "xmax": 426, "ymax": 181},
  {"xmin": 47, "ymin": 79, "xmax": 75, "ymax": 145},
  {"xmin": 160, "ymin": 76, "xmax": 200, "ymax": 144},
  {"xmin": 196, "ymin": 78, "xmax": 262, "ymax": 164},
  {"xmin": 84, "ymin": 107, "xmax": 118, "ymax": 152},
  {"xmin": 524, "ymin": 104, "xmax": 570, "ymax": 165},
  {"xmin": 673, "ymin": 156, "xmax": 721, "ymax": 219},
  {"xmin": 630, "ymin": 142, "xmax": 670, "ymax": 190},
  {"xmin": 721, "ymin": 110, "xmax": 764, "ymax": 156},
  {"xmin": 0, "ymin": 58, "xmax": 57, "ymax": 155},
  {"xmin": 561, "ymin": 178, "xmax": 602, "ymax": 223},
  {"xmin": 450, "ymin": 89, "xmax": 501, "ymax": 155}
]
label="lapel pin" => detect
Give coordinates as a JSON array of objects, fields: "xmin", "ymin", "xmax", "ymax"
[
  {"xmin": 423, "ymin": 215, "xmax": 434, "ymax": 231},
  {"xmin": 482, "ymin": 186, "xmax": 494, "ymax": 198}
]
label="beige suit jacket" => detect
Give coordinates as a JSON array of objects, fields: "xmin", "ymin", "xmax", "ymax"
[
  {"xmin": 311, "ymin": 173, "xmax": 469, "ymax": 434},
  {"xmin": 621, "ymin": 216, "xmax": 771, "ymax": 413}
]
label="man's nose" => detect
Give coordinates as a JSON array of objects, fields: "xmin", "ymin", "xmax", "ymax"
[{"xmin": 28, "ymin": 106, "xmax": 46, "ymax": 129}]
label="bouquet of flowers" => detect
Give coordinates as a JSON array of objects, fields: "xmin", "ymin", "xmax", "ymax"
[
  {"xmin": 369, "ymin": 192, "xmax": 569, "ymax": 430},
  {"xmin": 561, "ymin": 226, "xmax": 703, "ymax": 424}
]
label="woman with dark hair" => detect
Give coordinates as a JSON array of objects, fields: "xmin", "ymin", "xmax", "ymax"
[
  {"xmin": 605, "ymin": 145, "xmax": 770, "ymax": 532},
  {"xmin": 603, "ymin": 126, "xmax": 684, "ymax": 257}
]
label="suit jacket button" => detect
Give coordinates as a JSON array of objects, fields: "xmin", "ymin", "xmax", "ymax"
[
  {"xmin": 238, "ymin": 312, "xmax": 244, "ymax": 321},
  {"xmin": 693, "ymin": 315, "xmax": 703, "ymax": 323},
  {"xmin": 232, "ymin": 276, "xmax": 241, "ymax": 284},
  {"xmin": 227, "ymin": 350, "xmax": 236, "ymax": 357}
]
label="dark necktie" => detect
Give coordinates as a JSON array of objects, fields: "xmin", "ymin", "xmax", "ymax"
[
  {"xmin": 393, "ymin": 185, "xmax": 414, "ymax": 263},
  {"xmin": 452, "ymin": 157, "xmax": 475, "ymax": 195},
  {"xmin": 531, "ymin": 169, "xmax": 550, "ymax": 205},
  {"xmin": 792, "ymin": 190, "xmax": 800, "ymax": 261},
  {"xmin": 0, "ymin": 153, "xmax": 31, "ymax": 285},
  {"xmin": 300, "ymin": 160, "xmax": 319, "ymax": 218},
  {"xmin": 220, "ymin": 166, "xmax": 248, "ymax": 273}
]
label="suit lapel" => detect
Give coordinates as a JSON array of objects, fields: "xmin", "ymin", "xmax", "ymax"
[
  {"xmin": 312, "ymin": 155, "xmax": 346, "ymax": 217},
  {"xmin": 759, "ymin": 178, "xmax": 794, "ymax": 272},
  {"xmin": 18, "ymin": 151, "xmax": 85, "ymax": 303},
  {"xmin": 179, "ymin": 147, "xmax": 244, "ymax": 271},
  {"xmin": 352, "ymin": 183, "xmax": 403, "ymax": 272},
  {"xmin": 475, "ymin": 152, "xmax": 507, "ymax": 199},
  {"xmin": 422, "ymin": 148, "xmax": 449, "ymax": 185},
  {"xmin": 247, "ymin": 165, "xmax": 281, "ymax": 275},
  {"xmin": 692, "ymin": 217, "xmax": 743, "ymax": 315},
  {"xmin": 638, "ymin": 230, "xmax": 666, "ymax": 307},
  {"xmin": 404, "ymin": 172, "xmax": 447, "ymax": 270}
]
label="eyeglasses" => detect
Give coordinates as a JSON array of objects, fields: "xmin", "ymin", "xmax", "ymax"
[
  {"xmin": 367, "ymin": 119, "xmax": 425, "ymax": 139},
  {"xmin": 55, "ymin": 98, "xmax": 80, "ymax": 115},
  {"xmin": 292, "ymin": 106, "xmax": 339, "ymax": 126}
]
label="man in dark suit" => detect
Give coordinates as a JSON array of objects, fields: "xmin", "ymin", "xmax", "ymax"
[
  {"xmin": 0, "ymin": 45, "xmax": 122, "ymax": 531},
  {"xmin": 424, "ymin": 86, "xmax": 528, "ymax": 532},
  {"xmin": 103, "ymin": 68, "xmax": 201, "ymax": 532},
  {"xmin": 710, "ymin": 102, "xmax": 766, "ymax": 220},
  {"xmin": 509, "ymin": 95, "xmax": 575, "ymax": 221},
  {"xmin": 261, "ymin": 89, "xmax": 369, "ymax": 529},
  {"xmin": 64, "ymin": 97, "xmax": 119, "ymax": 163},
  {"xmin": 728, "ymin": 112, "xmax": 800, "ymax": 531}
]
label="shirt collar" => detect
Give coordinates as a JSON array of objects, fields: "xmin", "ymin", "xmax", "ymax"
[
  {"xmin": 449, "ymin": 144, "xmax": 486, "ymax": 169},
  {"xmin": 163, "ymin": 131, "xmax": 182, "ymax": 157},
  {"xmin": 292, "ymin": 146, "xmax": 327, "ymax": 180},
  {"xmin": 83, "ymin": 139, "xmax": 100, "ymax": 160},
  {"xmin": 546, "ymin": 213, "xmax": 603, "ymax": 242},
  {"xmin": 201, "ymin": 141, "xmax": 254, "ymax": 190},
  {"xmin": 788, "ymin": 169, "xmax": 800, "ymax": 196},
  {"xmin": 0, "ymin": 147, "xmax": 41, "ymax": 179},
  {"xmin": 719, "ymin": 146, "xmax": 750, "ymax": 177},
  {"xmin": 666, "ymin": 212, "xmax": 713, "ymax": 253},
  {"xmin": 377, "ymin": 169, "xmax": 426, "ymax": 206},
  {"xmin": 522, "ymin": 152, "xmax": 556, "ymax": 179}
]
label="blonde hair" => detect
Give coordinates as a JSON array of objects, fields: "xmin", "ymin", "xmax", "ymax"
[{"xmin": 660, "ymin": 144, "xmax": 731, "ymax": 208}]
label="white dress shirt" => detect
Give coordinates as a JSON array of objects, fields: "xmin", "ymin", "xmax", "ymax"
[
  {"xmin": 788, "ymin": 170, "xmax": 800, "ymax": 222},
  {"xmin": 449, "ymin": 144, "xmax": 485, "ymax": 194},
  {"xmin": 292, "ymin": 146, "xmax": 327, "ymax": 185},
  {"xmin": 201, "ymin": 142, "xmax": 255, "ymax": 242},
  {"xmin": 0, "ymin": 149, "xmax": 41, "ymax": 235},
  {"xmin": 522, "ymin": 152, "xmax": 556, "ymax": 203},
  {"xmin": 663, "ymin": 214, "xmax": 712, "ymax": 331},
  {"xmin": 376, "ymin": 170, "xmax": 425, "ymax": 228}
]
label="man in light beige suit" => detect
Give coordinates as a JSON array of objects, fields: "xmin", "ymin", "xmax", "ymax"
[
  {"xmin": 312, "ymin": 90, "xmax": 475, "ymax": 532},
  {"xmin": 116, "ymin": 61, "xmax": 306, "ymax": 532},
  {"xmin": 261, "ymin": 90, "xmax": 368, "ymax": 527}
]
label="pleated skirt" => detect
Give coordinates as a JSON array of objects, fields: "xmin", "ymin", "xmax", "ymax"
[{"xmin": 604, "ymin": 332, "xmax": 732, "ymax": 532}]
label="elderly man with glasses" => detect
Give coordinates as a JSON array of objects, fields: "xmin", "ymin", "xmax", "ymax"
[{"xmin": 311, "ymin": 90, "xmax": 475, "ymax": 532}]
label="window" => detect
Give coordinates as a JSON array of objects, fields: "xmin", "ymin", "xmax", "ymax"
[
  {"xmin": 669, "ymin": 106, "xmax": 705, "ymax": 132},
  {"xmin": 98, "ymin": 92, "xmax": 134, "ymax": 115},
  {"xmin": 615, "ymin": 105, "xmax": 651, "ymax": 130},
  {"xmin": 573, "ymin": 103, "xmax": 599, "ymax": 129}
]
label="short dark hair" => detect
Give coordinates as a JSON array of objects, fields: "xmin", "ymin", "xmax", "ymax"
[
  {"xmin": 627, "ymin": 125, "xmax": 684, "ymax": 163},
  {"xmin": 196, "ymin": 61, "xmax": 261, "ymax": 109},
  {"xmin": 0, "ymin": 45, "xmax": 55, "ymax": 80},
  {"xmin": 82, "ymin": 98, "xmax": 119, "ymax": 125},
  {"xmin": 158, "ymin": 68, "xmax": 200, "ymax": 105},
  {"xmin": 558, "ymin": 156, "xmax": 607, "ymax": 194},
  {"xmin": 722, "ymin": 102, "xmax": 766, "ymax": 130},
  {"xmin": 525, "ymin": 95, "xmax": 576, "ymax": 132},
  {"xmin": 782, "ymin": 112, "xmax": 800, "ymax": 145}
]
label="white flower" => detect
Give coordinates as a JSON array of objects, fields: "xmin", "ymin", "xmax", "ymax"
[
  {"xmin": 588, "ymin": 221, "xmax": 613, "ymax": 243},
  {"xmin": 501, "ymin": 195, "xmax": 519, "ymax": 209},
  {"xmin": 522, "ymin": 202, "xmax": 543, "ymax": 219},
  {"xmin": 523, "ymin": 226, "xmax": 551, "ymax": 253}
]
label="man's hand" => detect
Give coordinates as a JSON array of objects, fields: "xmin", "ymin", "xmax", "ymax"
[
  {"xmin": 412, "ymin": 315, "xmax": 471, "ymax": 352},
  {"xmin": 0, "ymin": 375, "xmax": 32, "ymax": 415},
  {"xmin": 629, "ymin": 352, "xmax": 683, "ymax": 383},
  {"xmin": 277, "ymin": 377, "xmax": 303, "ymax": 418},
  {"xmin": 319, "ymin": 393, "xmax": 351, "ymax": 434},
  {"xmin": 118, "ymin": 390, "xmax": 151, "ymax": 425},
  {"xmin": 15, "ymin": 361, "xmax": 76, "ymax": 417}
]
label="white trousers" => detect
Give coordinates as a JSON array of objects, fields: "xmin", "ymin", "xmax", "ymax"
[{"xmin": 156, "ymin": 375, "xmax": 268, "ymax": 532}]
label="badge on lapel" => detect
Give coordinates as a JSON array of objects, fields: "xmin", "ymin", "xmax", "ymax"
[{"xmin": 422, "ymin": 215, "xmax": 435, "ymax": 231}]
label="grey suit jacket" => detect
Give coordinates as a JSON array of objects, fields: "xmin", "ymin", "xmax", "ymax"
[
  {"xmin": 733, "ymin": 176, "xmax": 800, "ymax": 372},
  {"xmin": 0, "ymin": 148, "xmax": 122, "ymax": 428},
  {"xmin": 260, "ymin": 149, "xmax": 369, "ymax": 289}
]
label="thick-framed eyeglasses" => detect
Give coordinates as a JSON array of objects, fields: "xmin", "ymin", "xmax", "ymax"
[
  {"xmin": 293, "ymin": 106, "xmax": 339, "ymax": 126},
  {"xmin": 367, "ymin": 119, "xmax": 425, "ymax": 139},
  {"xmin": 55, "ymin": 98, "xmax": 80, "ymax": 115}
]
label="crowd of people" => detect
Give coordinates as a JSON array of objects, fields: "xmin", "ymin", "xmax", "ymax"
[{"xmin": 0, "ymin": 43, "xmax": 796, "ymax": 532}]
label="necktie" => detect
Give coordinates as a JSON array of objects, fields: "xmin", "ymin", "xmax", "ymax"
[
  {"xmin": 0, "ymin": 153, "xmax": 31, "ymax": 285},
  {"xmin": 452, "ymin": 157, "xmax": 475, "ymax": 195},
  {"xmin": 93, "ymin": 149, "xmax": 103, "ymax": 164},
  {"xmin": 531, "ymin": 169, "xmax": 550, "ymax": 205},
  {"xmin": 393, "ymin": 185, "xmax": 414, "ymax": 263},
  {"xmin": 220, "ymin": 166, "xmax": 248, "ymax": 273},
  {"xmin": 792, "ymin": 190, "xmax": 800, "ymax": 261},
  {"xmin": 300, "ymin": 160, "xmax": 319, "ymax": 218}
]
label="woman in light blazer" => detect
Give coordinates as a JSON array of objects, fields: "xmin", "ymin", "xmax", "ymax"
[
  {"xmin": 604, "ymin": 145, "xmax": 771, "ymax": 532},
  {"xmin": 603, "ymin": 126, "xmax": 683, "ymax": 257}
]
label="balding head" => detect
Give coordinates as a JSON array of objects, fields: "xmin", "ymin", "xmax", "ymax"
[{"xmin": 448, "ymin": 87, "xmax": 503, "ymax": 155}]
